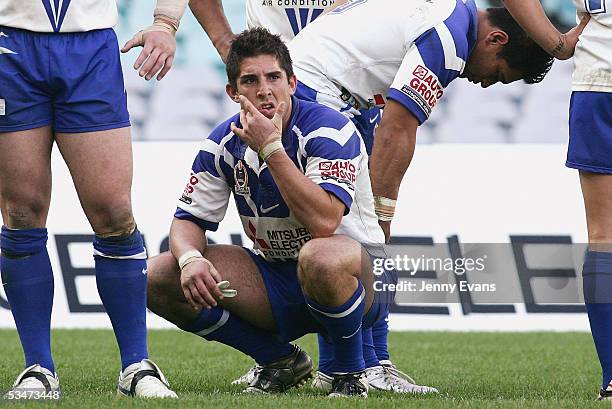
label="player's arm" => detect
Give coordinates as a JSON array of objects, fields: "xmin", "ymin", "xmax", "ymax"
[
  {"xmin": 369, "ymin": 100, "xmax": 419, "ymax": 242},
  {"xmin": 121, "ymin": 0, "xmax": 190, "ymax": 81},
  {"xmin": 189, "ymin": 0, "xmax": 235, "ymax": 63},
  {"xmin": 231, "ymin": 98, "xmax": 345, "ymax": 237},
  {"xmin": 502, "ymin": 0, "xmax": 590, "ymax": 60}
]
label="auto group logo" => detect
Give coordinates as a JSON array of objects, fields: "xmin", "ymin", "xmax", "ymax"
[
  {"xmin": 400, "ymin": 64, "xmax": 444, "ymax": 117},
  {"xmin": 234, "ymin": 160, "xmax": 251, "ymax": 196},
  {"xmin": 179, "ymin": 174, "xmax": 199, "ymax": 205},
  {"xmin": 319, "ymin": 160, "xmax": 356, "ymax": 190}
]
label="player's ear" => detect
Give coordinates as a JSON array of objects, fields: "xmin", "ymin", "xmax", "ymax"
[
  {"xmin": 485, "ymin": 29, "xmax": 509, "ymax": 48},
  {"xmin": 226, "ymin": 83, "xmax": 240, "ymax": 103},
  {"xmin": 288, "ymin": 74, "xmax": 297, "ymax": 95}
]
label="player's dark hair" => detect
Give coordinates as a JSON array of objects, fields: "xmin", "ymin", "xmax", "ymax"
[
  {"xmin": 486, "ymin": 8, "xmax": 554, "ymax": 84},
  {"xmin": 226, "ymin": 27, "xmax": 294, "ymax": 89}
]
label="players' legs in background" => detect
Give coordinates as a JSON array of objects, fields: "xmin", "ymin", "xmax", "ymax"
[
  {"xmin": 0, "ymin": 126, "xmax": 56, "ymax": 374},
  {"xmin": 55, "ymin": 127, "xmax": 149, "ymax": 371},
  {"xmin": 147, "ymin": 247, "xmax": 294, "ymax": 365},
  {"xmin": 580, "ymin": 172, "xmax": 612, "ymax": 391},
  {"xmin": 298, "ymin": 235, "xmax": 375, "ymax": 375}
]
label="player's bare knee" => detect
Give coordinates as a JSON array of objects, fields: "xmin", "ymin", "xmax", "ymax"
[
  {"xmin": 2, "ymin": 201, "xmax": 49, "ymax": 229},
  {"xmin": 91, "ymin": 208, "xmax": 136, "ymax": 238}
]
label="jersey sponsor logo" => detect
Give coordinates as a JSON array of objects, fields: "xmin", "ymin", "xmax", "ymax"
[
  {"xmin": 234, "ymin": 160, "xmax": 251, "ymax": 196},
  {"xmin": 319, "ymin": 160, "xmax": 356, "ymax": 190},
  {"xmin": 42, "ymin": 0, "xmax": 72, "ymax": 32},
  {"xmin": 0, "ymin": 99, "xmax": 4, "ymax": 116},
  {"xmin": 179, "ymin": 175, "xmax": 199, "ymax": 205},
  {"xmin": 400, "ymin": 65, "xmax": 444, "ymax": 117}
]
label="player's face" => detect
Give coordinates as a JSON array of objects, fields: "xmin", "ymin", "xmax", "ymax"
[
  {"xmin": 461, "ymin": 54, "xmax": 523, "ymax": 88},
  {"xmin": 462, "ymin": 26, "xmax": 523, "ymax": 88},
  {"xmin": 227, "ymin": 54, "xmax": 297, "ymax": 125}
]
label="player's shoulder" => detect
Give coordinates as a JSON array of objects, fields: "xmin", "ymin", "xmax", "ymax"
[
  {"xmin": 293, "ymin": 98, "xmax": 353, "ymax": 136},
  {"xmin": 206, "ymin": 112, "xmax": 241, "ymax": 146}
]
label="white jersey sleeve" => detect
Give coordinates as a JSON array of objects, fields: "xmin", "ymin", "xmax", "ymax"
[
  {"xmin": 0, "ymin": 0, "xmax": 117, "ymax": 32},
  {"xmin": 175, "ymin": 137, "xmax": 232, "ymax": 232},
  {"xmin": 572, "ymin": 0, "xmax": 612, "ymax": 92}
]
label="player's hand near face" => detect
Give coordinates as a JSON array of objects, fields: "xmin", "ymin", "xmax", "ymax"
[
  {"xmin": 180, "ymin": 257, "xmax": 225, "ymax": 310},
  {"xmin": 230, "ymin": 96, "xmax": 287, "ymax": 153},
  {"xmin": 121, "ymin": 26, "xmax": 176, "ymax": 81}
]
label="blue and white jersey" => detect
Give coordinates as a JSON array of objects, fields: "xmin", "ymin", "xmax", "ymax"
[
  {"xmin": 0, "ymin": 0, "xmax": 117, "ymax": 32},
  {"xmin": 175, "ymin": 97, "xmax": 385, "ymax": 261},
  {"xmin": 289, "ymin": 0, "xmax": 478, "ymax": 124},
  {"xmin": 572, "ymin": 0, "xmax": 612, "ymax": 92},
  {"xmin": 246, "ymin": 0, "xmax": 336, "ymax": 42}
]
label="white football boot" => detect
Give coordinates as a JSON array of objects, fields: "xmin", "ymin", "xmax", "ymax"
[
  {"xmin": 369, "ymin": 363, "xmax": 438, "ymax": 394},
  {"xmin": 117, "ymin": 359, "xmax": 177, "ymax": 398},
  {"xmin": 231, "ymin": 365, "xmax": 259, "ymax": 385},
  {"xmin": 3, "ymin": 364, "xmax": 60, "ymax": 400},
  {"xmin": 311, "ymin": 370, "xmax": 334, "ymax": 391}
]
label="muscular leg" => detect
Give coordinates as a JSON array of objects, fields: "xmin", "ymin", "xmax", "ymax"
[
  {"xmin": 147, "ymin": 246, "xmax": 294, "ymax": 364},
  {"xmin": 56, "ymin": 127, "xmax": 147, "ymax": 370},
  {"xmin": 580, "ymin": 172, "xmax": 612, "ymax": 390},
  {"xmin": 298, "ymin": 235, "xmax": 374, "ymax": 374},
  {"xmin": 0, "ymin": 126, "xmax": 56, "ymax": 372}
]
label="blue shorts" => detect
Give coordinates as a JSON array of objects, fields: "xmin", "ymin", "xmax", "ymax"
[
  {"xmin": 567, "ymin": 91, "xmax": 612, "ymax": 174},
  {"xmin": 0, "ymin": 27, "xmax": 130, "ymax": 133},
  {"xmin": 245, "ymin": 247, "xmax": 396, "ymax": 342},
  {"xmin": 295, "ymin": 81, "xmax": 381, "ymax": 155}
]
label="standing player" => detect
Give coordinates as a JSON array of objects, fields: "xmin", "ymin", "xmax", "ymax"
[
  {"xmin": 126, "ymin": 0, "xmax": 415, "ymax": 394},
  {"xmin": 0, "ymin": 0, "xmax": 180, "ymax": 399},
  {"xmin": 144, "ymin": 27, "xmax": 425, "ymax": 397},
  {"xmin": 501, "ymin": 0, "xmax": 612, "ymax": 400},
  {"xmin": 286, "ymin": 0, "xmax": 555, "ymax": 239}
]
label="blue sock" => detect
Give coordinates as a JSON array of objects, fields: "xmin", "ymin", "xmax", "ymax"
[
  {"xmin": 317, "ymin": 327, "xmax": 379, "ymax": 373},
  {"xmin": 362, "ymin": 327, "xmax": 380, "ymax": 368},
  {"xmin": 0, "ymin": 226, "xmax": 55, "ymax": 373},
  {"xmin": 181, "ymin": 307, "xmax": 294, "ymax": 365},
  {"xmin": 372, "ymin": 312, "xmax": 391, "ymax": 362},
  {"xmin": 317, "ymin": 334, "xmax": 334, "ymax": 375},
  {"xmin": 93, "ymin": 229, "xmax": 148, "ymax": 370},
  {"xmin": 306, "ymin": 281, "xmax": 365, "ymax": 374},
  {"xmin": 583, "ymin": 250, "xmax": 612, "ymax": 389}
]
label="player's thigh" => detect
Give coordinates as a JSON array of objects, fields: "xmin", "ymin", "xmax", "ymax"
[
  {"xmin": 579, "ymin": 171, "xmax": 612, "ymax": 250},
  {"xmin": 54, "ymin": 127, "xmax": 134, "ymax": 233},
  {"xmin": 0, "ymin": 126, "xmax": 54, "ymax": 228},
  {"xmin": 204, "ymin": 245, "xmax": 276, "ymax": 331}
]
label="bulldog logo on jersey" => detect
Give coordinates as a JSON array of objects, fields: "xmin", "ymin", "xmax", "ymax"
[{"xmin": 234, "ymin": 160, "xmax": 251, "ymax": 196}]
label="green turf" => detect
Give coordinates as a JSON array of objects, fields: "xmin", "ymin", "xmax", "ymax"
[{"xmin": 0, "ymin": 330, "xmax": 604, "ymax": 408}]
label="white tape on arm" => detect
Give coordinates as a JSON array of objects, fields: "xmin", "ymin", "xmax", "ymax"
[
  {"xmin": 178, "ymin": 249, "xmax": 204, "ymax": 270},
  {"xmin": 154, "ymin": 0, "xmax": 189, "ymax": 29}
]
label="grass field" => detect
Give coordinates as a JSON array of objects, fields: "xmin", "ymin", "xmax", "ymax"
[{"xmin": 0, "ymin": 330, "xmax": 605, "ymax": 408}]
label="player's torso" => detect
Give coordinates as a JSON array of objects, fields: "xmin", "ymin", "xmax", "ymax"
[
  {"xmin": 246, "ymin": 0, "xmax": 335, "ymax": 41},
  {"xmin": 0, "ymin": 0, "xmax": 117, "ymax": 32},
  {"xmin": 572, "ymin": 0, "xmax": 612, "ymax": 91},
  {"xmin": 219, "ymin": 104, "xmax": 382, "ymax": 261},
  {"xmin": 289, "ymin": 0, "xmax": 457, "ymax": 108}
]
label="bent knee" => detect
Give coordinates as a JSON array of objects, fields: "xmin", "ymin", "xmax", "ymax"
[{"xmin": 89, "ymin": 203, "xmax": 135, "ymax": 237}]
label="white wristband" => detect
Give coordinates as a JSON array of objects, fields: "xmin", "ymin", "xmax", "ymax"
[
  {"xmin": 178, "ymin": 249, "xmax": 203, "ymax": 270},
  {"xmin": 374, "ymin": 196, "xmax": 397, "ymax": 222},
  {"xmin": 258, "ymin": 140, "xmax": 284, "ymax": 162}
]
